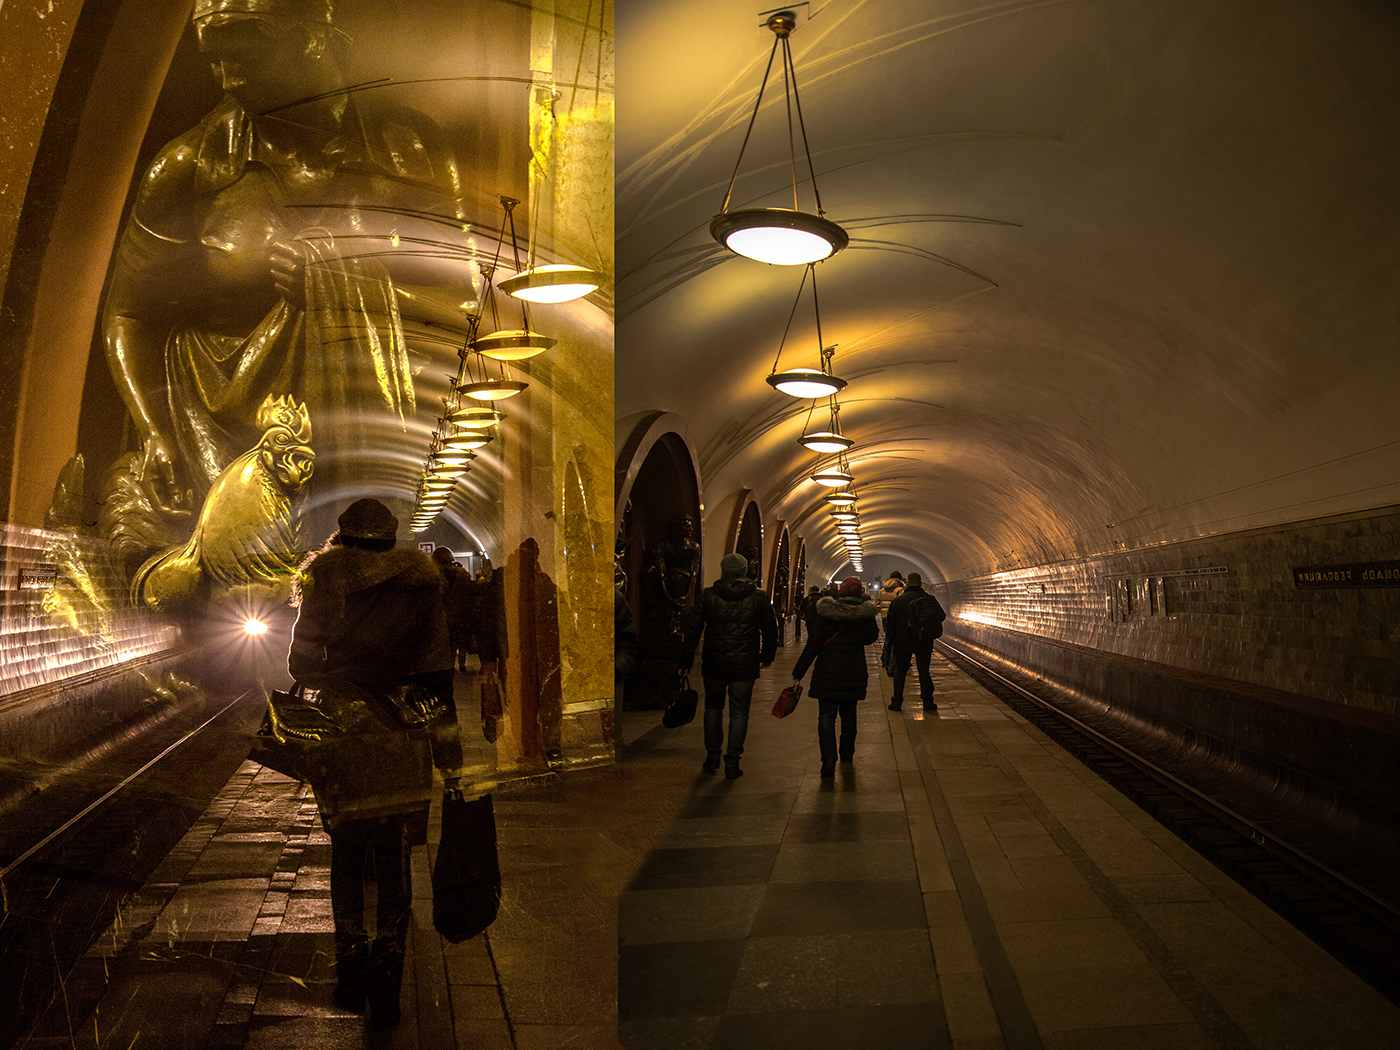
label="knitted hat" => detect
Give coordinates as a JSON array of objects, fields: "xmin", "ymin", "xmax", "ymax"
[
  {"xmin": 720, "ymin": 552, "xmax": 748, "ymax": 579},
  {"xmin": 338, "ymin": 498, "xmax": 398, "ymax": 541},
  {"xmin": 837, "ymin": 576, "xmax": 864, "ymax": 597}
]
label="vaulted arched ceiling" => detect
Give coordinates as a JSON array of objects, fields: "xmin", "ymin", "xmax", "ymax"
[{"xmin": 615, "ymin": 0, "xmax": 1400, "ymax": 585}]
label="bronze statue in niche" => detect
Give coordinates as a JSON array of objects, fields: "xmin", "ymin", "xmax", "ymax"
[
  {"xmin": 99, "ymin": 0, "xmax": 462, "ymax": 604},
  {"xmin": 643, "ymin": 513, "xmax": 700, "ymax": 631}
]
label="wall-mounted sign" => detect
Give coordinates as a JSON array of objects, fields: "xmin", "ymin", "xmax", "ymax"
[
  {"xmin": 18, "ymin": 564, "xmax": 59, "ymax": 589},
  {"xmin": 1293, "ymin": 562, "xmax": 1400, "ymax": 588}
]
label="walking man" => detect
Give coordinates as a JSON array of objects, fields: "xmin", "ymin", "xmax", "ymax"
[
  {"xmin": 680, "ymin": 552, "xmax": 778, "ymax": 779},
  {"xmin": 886, "ymin": 572, "xmax": 946, "ymax": 711}
]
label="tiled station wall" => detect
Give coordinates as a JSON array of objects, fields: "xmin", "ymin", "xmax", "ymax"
[
  {"xmin": 0, "ymin": 524, "xmax": 180, "ymax": 697},
  {"xmin": 937, "ymin": 505, "xmax": 1399, "ymax": 717}
]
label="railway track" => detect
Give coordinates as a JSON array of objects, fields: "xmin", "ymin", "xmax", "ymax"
[{"xmin": 936, "ymin": 638, "xmax": 1400, "ymax": 1006}]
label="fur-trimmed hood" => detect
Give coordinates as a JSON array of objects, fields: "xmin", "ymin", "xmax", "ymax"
[
  {"xmin": 297, "ymin": 544, "xmax": 442, "ymax": 604},
  {"xmin": 815, "ymin": 595, "xmax": 877, "ymax": 621}
]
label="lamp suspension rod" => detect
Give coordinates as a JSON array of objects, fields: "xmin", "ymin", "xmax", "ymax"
[
  {"xmin": 769, "ymin": 262, "xmax": 813, "ymax": 374},
  {"xmin": 780, "ymin": 25, "xmax": 827, "ymax": 218},
  {"xmin": 718, "ymin": 23, "xmax": 783, "ymax": 215}
]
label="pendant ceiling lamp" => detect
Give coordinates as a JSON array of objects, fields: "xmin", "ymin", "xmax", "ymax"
[
  {"xmin": 799, "ymin": 398, "xmax": 853, "ymax": 453},
  {"xmin": 810, "ymin": 465, "xmax": 854, "ymax": 487},
  {"xmin": 825, "ymin": 489, "xmax": 857, "ymax": 507},
  {"xmin": 766, "ymin": 264, "xmax": 846, "ymax": 398},
  {"xmin": 471, "ymin": 197, "xmax": 557, "ymax": 361},
  {"xmin": 830, "ymin": 509, "xmax": 858, "ymax": 522},
  {"xmin": 450, "ymin": 407, "xmax": 505, "ymax": 429},
  {"xmin": 456, "ymin": 347, "xmax": 528, "ymax": 401},
  {"xmin": 431, "ymin": 448, "xmax": 477, "ymax": 469},
  {"xmin": 711, "ymin": 10, "xmax": 847, "ymax": 265},
  {"xmin": 441, "ymin": 429, "xmax": 494, "ymax": 452},
  {"xmin": 459, "ymin": 377, "xmax": 528, "ymax": 401},
  {"xmin": 499, "ymin": 264, "xmax": 603, "ymax": 303}
]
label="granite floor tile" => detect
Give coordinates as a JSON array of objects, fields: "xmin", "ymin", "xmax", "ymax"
[
  {"xmin": 619, "ymin": 1014, "xmax": 722, "ymax": 1050},
  {"xmin": 629, "ymin": 844, "xmax": 780, "ymax": 890},
  {"xmin": 712, "ymin": 1002, "xmax": 951, "ymax": 1050},
  {"xmin": 618, "ymin": 939, "xmax": 748, "ymax": 1019},
  {"xmin": 769, "ymin": 839, "xmax": 918, "ymax": 883},
  {"xmin": 750, "ymin": 879, "xmax": 927, "ymax": 936},
  {"xmin": 784, "ymin": 810, "xmax": 912, "ymax": 843},
  {"xmin": 790, "ymin": 790, "xmax": 907, "ymax": 814},
  {"xmin": 1017, "ymin": 962, "xmax": 1193, "ymax": 1031},
  {"xmin": 1046, "ymin": 1022, "xmax": 1219, "ymax": 1050},
  {"xmin": 656, "ymin": 815, "xmax": 790, "ymax": 849},
  {"xmin": 620, "ymin": 884, "xmax": 766, "ymax": 944}
]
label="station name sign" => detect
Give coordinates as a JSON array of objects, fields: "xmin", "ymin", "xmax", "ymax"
[{"xmin": 1292, "ymin": 562, "xmax": 1400, "ymax": 588}]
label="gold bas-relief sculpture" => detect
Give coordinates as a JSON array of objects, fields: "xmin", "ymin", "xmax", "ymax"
[
  {"xmin": 133, "ymin": 395, "xmax": 314, "ymax": 611},
  {"xmin": 92, "ymin": 0, "xmax": 462, "ymax": 609}
]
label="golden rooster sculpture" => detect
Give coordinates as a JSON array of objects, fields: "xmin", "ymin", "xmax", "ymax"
[{"xmin": 134, "ymin": 396, "xmax": 315, "ymax": 611}]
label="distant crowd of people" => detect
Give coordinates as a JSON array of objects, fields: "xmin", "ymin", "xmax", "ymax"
[{"xmin": 675, "ymin": 557, "xmax": 945, "ymax": 779}]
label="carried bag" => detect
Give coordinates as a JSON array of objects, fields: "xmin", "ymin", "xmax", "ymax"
[
  {"xmin": 248, "ymin": 683, "xmax": 341, "ymax": 780},
  {"xmin": 432, "ymin": 788, "xmax": 502, "ymax": 943},
  {"xmin": 771, "ymin": 682, "xmax": 802, "ymax": 718},
  {"xmin": 662, "ymin": 673, "xmax": 699, "ymax": 728}
]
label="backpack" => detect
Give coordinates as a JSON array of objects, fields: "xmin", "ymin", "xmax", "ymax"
[{"xmin": 908, "ymin": 594, "xmax": 945, "ymax": 644}]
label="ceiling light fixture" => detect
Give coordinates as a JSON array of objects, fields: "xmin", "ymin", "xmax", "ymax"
[
  {"xmin": 799, "ymin": 398, "xmax": 853, "ymax": 453},
  {"xmin": 766, "ymin": 264, "xmax": 846, "ymax": 398},
  {"xmin": 710, "ymin": 10, "xmax": 847, "ymax": 265},
  {"xmin": 825, "ymin": 489, "xmax": 857, "ymax": 507},
  {"xmin": 810, "ymin": 466, "xmax": 854, "ymax": 487},
  {"xmin": 471, "ymin": 197, "xmax": 557, "ymax": 361},
  {"xmin": 499, "ymin": 263, "xmax": 603, "ymax": 303},
  {"xmin": 449, "ymin": 407, "xmax": 505, "ymax": 429}
]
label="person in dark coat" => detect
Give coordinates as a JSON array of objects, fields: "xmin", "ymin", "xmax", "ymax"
[
  {"xmin": 432, "ymin": 546, "xmax": 471, "ymax": 671},
  {"xmin": 288, "ymin": 498, "xmax": 456, "ymax": 1028},
  {"xmin": 680, "ymin": 552, "xmax": 778, "ymax": 779},
  {"xmin": 790, "ymin": 576, "xmax": 880, "ymax": 777},
  {"xmin": 886, "ymin": 572, "xmax": 947, "ymax": 711}
]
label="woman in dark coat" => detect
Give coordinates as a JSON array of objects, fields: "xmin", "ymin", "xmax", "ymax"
[
  {"xmin": 790, "ymin": 577, "xmax": 880, "ymax": 777},
  {"xmin": 288, "ymin": 498, "xmax": 457, "ymax": 1028}
]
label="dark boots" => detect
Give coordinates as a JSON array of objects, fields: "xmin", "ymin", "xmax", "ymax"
[
  {"xmin": 333, "ymin": 932, "xmax": 370, "ymax": 1013},
  {"xmin": 702, "ymin": 751, "xmax": 721, "ymax": 772},
  {"xmin": 724, "ymin": 757, "xmax": 743, "ymax": 780},
  {"xmin": 366, "ymin": 936, "xmax": 406, "ymax": 1029}
]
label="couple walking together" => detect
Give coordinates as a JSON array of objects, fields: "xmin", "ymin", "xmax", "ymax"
[{"xmin": 680, "ymin": 556, "xmax": 945, "ymax": 779}]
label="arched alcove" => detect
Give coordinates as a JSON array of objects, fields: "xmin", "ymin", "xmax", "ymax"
[{"xmin": 614, "ymin": 413, "xmax": 702, "ymax": 706}]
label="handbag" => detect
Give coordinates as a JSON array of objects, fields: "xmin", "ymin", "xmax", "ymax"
[
  {"xmin": 248, "ymin": 683, "xmax": 341, "ymax": 780},
  {"xmin": 661, "ymin": 673, "xmax": 699, "ymax": 728},
  {"xmin": 771, "ymin": 682, "xmax": 802, "ymax": 718},
  {"xmin": 432, "ymin": 788, "xmax": 502, "ymax": 942}
]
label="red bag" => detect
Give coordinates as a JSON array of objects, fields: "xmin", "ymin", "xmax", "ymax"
[{"xmin": 771, "ymin": 682, "xmax": 802, "ymax": 718}]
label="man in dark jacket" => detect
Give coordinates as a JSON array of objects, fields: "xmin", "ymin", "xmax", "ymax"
[
  {"xmin": 886, "ymin": 572, "xmax": 947, "ymax": 711},
  {"xmin": 791, "ymin": 577, "xmax": 880, "ymax": 776},
  {"xmin": 680, "ymin": 552, "xmax": 778, "ymax": 779}
]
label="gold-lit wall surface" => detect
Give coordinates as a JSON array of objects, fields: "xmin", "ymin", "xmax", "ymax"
[{"xmin": 0, "ymin": 525, "xmax": 179, "ymax": 695}]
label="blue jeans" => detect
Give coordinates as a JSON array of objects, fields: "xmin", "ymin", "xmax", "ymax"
[
  {"xmin": 817, "ymin": 698, "xmax": 859, "ymax": 761},
  {"xmin": 703, "ymin": 677, "xmax": 754, "ymax": 759}
]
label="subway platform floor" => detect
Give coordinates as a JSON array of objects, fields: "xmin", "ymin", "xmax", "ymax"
[{"xmin": 14, "ymin": 641, "xmax": 1400, "ymax": 1049}]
